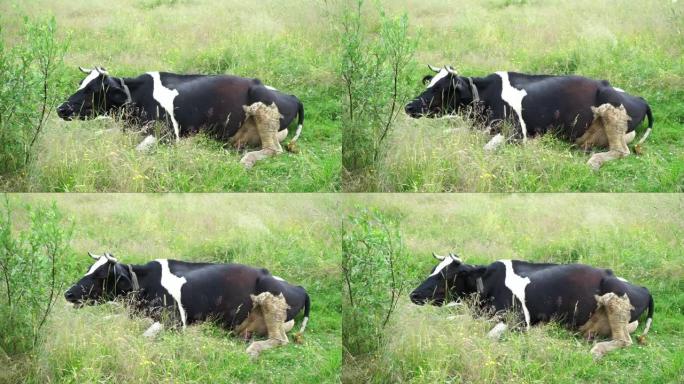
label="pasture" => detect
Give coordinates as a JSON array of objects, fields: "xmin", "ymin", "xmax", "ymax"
[
  {"xmin": 1, "ymin": 194, "xmax": 341, "ymax": 383},
  {"xmin": 342, "ymin": 194, "xmax": 684, "ymax": 383},
  {"xmin": 344, "ymin": 0, "xmax": 684, "ymax": 192},
  {"xmin": 0, "ymin": 0, "xmax": 340, "ymax": 192}
]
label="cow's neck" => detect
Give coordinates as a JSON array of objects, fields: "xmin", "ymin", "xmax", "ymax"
[
  {"xmin": 119, "ymin": 76, "xmax": 148, "ymax": 107},
  {"xmin": 464, "ymin": 265, "xmax": 488, "ymax": 296}
]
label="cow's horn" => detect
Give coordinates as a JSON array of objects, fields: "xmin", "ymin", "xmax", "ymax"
[
  {"xmin": 445, "ymin": 65, "xmax": 458, "ymax": 75},
  {"xmin": 432, "ymin": 252, "xmax": 445, "ymax": 261},
  {"xmin": 79, "ymin": 66, "xmax": 93, "ymax": 73},
  {"xmin": 103, "ymin": 252, "xmax": 118, "ymax": 262},
  {"xmin": 96, "ymin": 66, "xmax": 109, "ymax": 75},
  {"xmin": 88, "ymin": 251, "xmax": 100, "ymax": 260},
  {"xmin": 428, "ymin": 64, "xmax": 441, "ymax": 73}
]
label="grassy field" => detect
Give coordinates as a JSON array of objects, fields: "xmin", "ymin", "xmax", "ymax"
[
  {"xmin": 0, "ymin": 0, "xmax": 340, "ymax": 192},
  {"xmin": 1, "ymin": 194, "xmax": 341, "ymax": 383},
  {"xmin": 346, "ymin": 0, "xmax": 684, "ymax": 192},
  {"xmin": 343, "ymin": 194, "xmax": 684, "ymax": 383}
]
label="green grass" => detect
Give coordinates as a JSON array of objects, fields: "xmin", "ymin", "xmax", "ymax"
[
  {"xmin": 0, "ymin": 0, "xmax": 341, "ymax": 192},
  {"xmin": 1, "ymin": 194, "xmax": 341, "ymax": 383},
  {"xmin": 346, "ymin": 0, "xmax": 684, "ymax": 192},
  {"xmin": 342, "ymin": 194, "xmax": 684, "ymax": 383}
]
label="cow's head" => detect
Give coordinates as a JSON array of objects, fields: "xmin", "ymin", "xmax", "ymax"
[
  {"xmin": 57, "ymin": 67, "xmax": 130, "ymax": 120},
  {"xmin": 404, "ymin": 65, "xmax": 472, "ymax": 118},
  {"xmin": 64, "ymin": 252, "xmax": 134, "ymax": 307},
  {"xmin": 409, "ymin": 252, "xmax": 482, "ymax": 306}
]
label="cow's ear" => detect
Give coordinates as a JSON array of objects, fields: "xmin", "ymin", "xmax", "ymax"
[{"xmin": 422, "ymin": 75, "xmax": 433, "ymax": 86}]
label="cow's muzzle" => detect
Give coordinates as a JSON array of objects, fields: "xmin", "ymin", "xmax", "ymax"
[
  {"xmin": 410, "ymin": 291, "xmax": 428, "ymax": 305},
  {"xmin": 57, "ymin": 103, "xmax": 74, "ymax": 120}
]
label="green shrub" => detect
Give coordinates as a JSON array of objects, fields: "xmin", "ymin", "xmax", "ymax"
[
  {"xmin": 0, "ymin": 17, "xmax": 68, "ymax": 176},
  {"xmin": 339, "ymin": 0, "xmax": 417, "ymax": 175},
  {"xmin": 0, "ymin": 197, "xmax": 73, "ymax": 355},
  {"xmin": 342, "ymin": 207, "xmax": 408, "ymax": 356}
]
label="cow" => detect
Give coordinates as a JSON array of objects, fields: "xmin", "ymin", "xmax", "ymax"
[
  {"xmin": 409, "ymin": 252, "xmax": 654, "ymax": 357},
  {"xmin": 56, "ymin": 66, "xmax": 304, "ymax": 154},
  {"xmin": 405, "ymin": 65, "xmax": 653, "ymax": 168},
  {"xmin": 64, "ymin": 252, "xmax": 310, "ymax": 350}
]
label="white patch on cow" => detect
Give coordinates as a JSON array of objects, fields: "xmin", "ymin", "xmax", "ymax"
[
  {"xmin": 617, "ymin": 276, "xmax": 628, "ymax": 282},
  {"xmin": 136, "ymin": 134, "xmax": 158, "ymax": 152},
  {"xmin": 644, "ymin": 317, "xmax": 652, "ymax": 334},
  {"xmin": 300, "ymin": 317, "xmax": 309, "ymax": 333},
  {"xmin": 496, "ymin": 71, "xmax": 529, "ymax": 141},
  {"xmin": 487, "ymin": 322, "xmax": 508, "ymax": 339},
  {"xmin": 85, "ymin": 256, "xmax": 109, "ymax": 276},
  {"xmin": 499, "ymin": 259, "xmax": 531, "ymax": 330},
  {"xmin": 147, "ymin": 72, "xmax": 181, "ymax": 142},
  {"xmin": 484, "ymin": 133, "xmax": 505, "ymax": 151},
  {"xmin": 156, "ymin": 259, "xmax": 188, "ymax": 328},
  {"xmin": 291, "ymin": 124, "xmax": 303, "ymax": 142},
  {"xmin": 272, "ymin": 275, "xmax": 285, "ymax": 282},
  {"xmin": 78, "ymin": 70, "xmax": 101, "ymax": 91},
  {"xmin": 427, "ymin": 68, "xmax": 450, "ymax": 89},
  {"xmin": 265, "ymin": 85, "xmax": 277, "ymax": 91},
  {"xmin": 613, "ymin": 87, "xmax": 625, "ymax": 93},
  {"xmin": 143, "ymin": 321, "xmax": 164, "ymax": 338},
  {"xmin": 429, "ymin": 256, "xmax": 454, "ymax": 277},
  {"xmin": 624, "ymin": 131, "xmax": 636, "ymax": 144}
]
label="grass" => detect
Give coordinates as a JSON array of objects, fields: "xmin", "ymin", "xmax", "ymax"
[
  {"xmin": 1, "ymin": 194, "xmax": 341, "ymax": 384},
  {"xmin": 0, "ymin": 0, "xmax": 341, "ymax": 192},
  {"xmin": 342, "ymin": 194, "xmax": 684, "ymax": 383},
  {"xmin": 345, "ymin": 0, "xmax": 684, "ymax": 192}
]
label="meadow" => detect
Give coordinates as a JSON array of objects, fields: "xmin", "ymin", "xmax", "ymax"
[
  {"xmin": 343, "ymin": 194, "xmax": 684, "ymax": 383},
  {"xmin": 1, "ymin": 194, "xmax": 341, "ymax": 383},
  {"xmin": 344, "ymin": 0, "xmax": 684, "ymax": 192},
  {"xmin": 0, "ymin": 0, "xmax": 340, "ymax": 192}
]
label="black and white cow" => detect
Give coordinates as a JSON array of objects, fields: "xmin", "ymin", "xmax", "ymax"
[
  {"xmin": 64, "ymin": 252, "xmax": 310, "ymax": 336},
  {"xmin": 405, "ymin": 65, "xmax": 653, "ymax": 150},
  {"xmin": 57, "ymin": 67, "xmax": 304, "ymax": 147},
  {"xmin": 409, "ymin": 253, "xmax": 653, "ymax": 338}
]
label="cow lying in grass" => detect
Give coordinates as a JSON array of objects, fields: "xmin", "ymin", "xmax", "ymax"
[
  {"xmin": 409, "ymin": 253, "xmax": 653, "ymax": 358},
  {"xmin": 64, "ymin": 252, "xmax": 310, "ymax": 357},
  {"xmin": 405, "ymin": 65, "xmax": 653, "ymax": 169},
  {"xmin": 57, "ymin": 67, "xmax": 304, "ymax": 166}
]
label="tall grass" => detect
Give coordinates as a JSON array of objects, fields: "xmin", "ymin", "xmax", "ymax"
[
  {"xmin": 0, "ymin": 0, "xmax": 341, "ymax": 192},
  {"xmin": 1, "ymin": 194, "xmax": 341, "ymax": 384},
  {"xmin": 344, "ymin": 0, "xmax": 684, "ymax": 192},
  {"xmin": 342, "ymin": 194, "xmax": 684, "ymax": 383}
]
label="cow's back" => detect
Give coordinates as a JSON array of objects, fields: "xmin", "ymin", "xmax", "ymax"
[{"xmin": 169, "ymin": 74, "xmax": 254, "ymax": 139}]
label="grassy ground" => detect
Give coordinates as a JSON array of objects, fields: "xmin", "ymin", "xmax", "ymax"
[
  {"xmin": 1, "ymin": 194, "xmax": 341, "ymax": 384},
  {"xmin": 0, "ymin": 0, "xmax": 340, "ymax": 192},
  {"xmin": 343, "ymin": 194, "xmax": 684, "ymax": 383},
  {"xmin": 346, "ymin": 0, "xmax": 684, "ymax": 192}
]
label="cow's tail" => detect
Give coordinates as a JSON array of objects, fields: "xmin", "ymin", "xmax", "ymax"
[
  {"xmin": 636, "ymin": 104, "xmax": 653, "ymax": 145},
  {"xmin": 637, "ymin": 293, "xmax": 654, "ymax": 344},
  {"xmin": 294, "ymin": 292, "xmax": 310, "ymax": 343},
  {"xmin": 286, "ymin": 101, "xmax": 304, "ymax": 152}
]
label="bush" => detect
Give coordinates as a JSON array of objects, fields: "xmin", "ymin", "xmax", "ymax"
[
  {"xmin": 339, "ymin": 0, "xmax": 417, "ymax": 175},
  {"xmin": 0, "ymin": 17, "xmax": 68, "ymax": 176},
  {"xmin": 0, "ymin": 197, "xmax": 73, "ymax": 355},
  {"xmin": 342, "ymin": 207, "xmax": 407, "ymax": 356}
]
